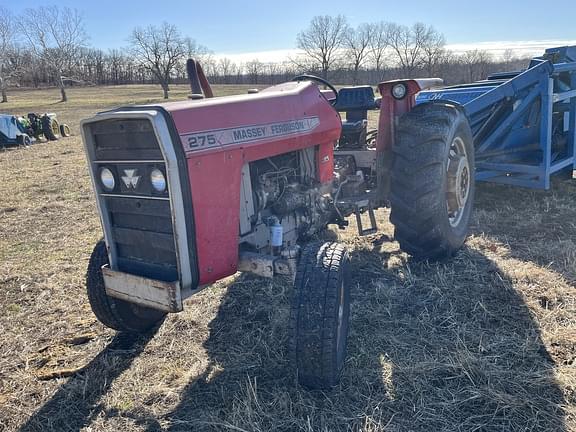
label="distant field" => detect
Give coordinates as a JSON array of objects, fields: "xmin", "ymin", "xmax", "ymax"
[{"xmin": 0, "ymin": 84, "xmax": 575, "ymax": 431}]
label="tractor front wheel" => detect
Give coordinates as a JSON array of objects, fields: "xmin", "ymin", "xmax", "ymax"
[
  {"xmin": 289, "ymin": 242, "xmax": 351, "ymax": 389},
  {"xmin": 60, "ymin": 124, "xmax": 71, "ymax": 137},
  {"xmin": 390, "ymin": 102, "xmax": 475, "ymax": 260},
  {"xmin": 16, "ymin": 134, "xmax": 31, "ymax": 146},
  {"xmin": 86, "ymin": 240, "xmax": 166, "ymax": 333}
]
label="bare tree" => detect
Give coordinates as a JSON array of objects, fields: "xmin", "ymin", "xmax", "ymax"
[
  {"xmin": 434, "ymin": 49, "xmax": 458, "ymax": 82},
  {"xmin": 502, "ymin": 48, "xmax": 516, "ymax": 67},
  {"xmin": 296, "ymin": 15, "xmax": 348, "ymax": 80},
  {"xmin": 388, "ymin": 22, "xmax": 440, "ymax": 76},
  {"xmin": 108, "ymin": 49, "xmax": 124, "ymax": 84},
  {"xmin": 184, "ymin": 37, "xmax": 209, "ymax": 61},
  {"xmin": 245, "ymin": 59, "xmax": 264, "ymax": 84},
  {"xmin": 200, "ymin": 54, "xmax": 218, "ymax": 80},
  {"xmin": 0, "ymin": 6, "xmax": 16, "ymax": 102},
  {"xmin": 462, "ymin": 49, "xmax": 493, "ymax": 81},
  {"xmin": 369, "ymin": 21, "xmax": 390, "ymax": 79},
  {"xmin": 218, "ymin": 57, "xmax": 235, "ymax": 82},
  {"xmin": 344, "ymin": 23, "xmax": 373, "ymax": 85},
  {"xmin": 19, "ymin": 6, "xmax": 87, "ymax": 102},
  {"xmin": 174, "ymin": 38, "xmax": 210, "ymax": 81},
  {"xmin": 265, "ymin": 62, "xmax": 280, "ymax": 84},
  {"xmin": 421, "ymin": 26, "xmax": 445, "ymax": 76},
  {"xmin": 130, "ymin": 22, "xmax": 187, "ymax": 99}
]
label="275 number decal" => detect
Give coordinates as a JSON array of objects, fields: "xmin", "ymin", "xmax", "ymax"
[{"xmin": 187, "ymin": 134, "xmax": 217, "ymax": 149}]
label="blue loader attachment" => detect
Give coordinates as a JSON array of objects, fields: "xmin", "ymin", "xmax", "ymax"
[
  {"xmin": 416, "ymin": 46, "xmax": 576, "ymax": 189},
  {"xmin": 0, "ymin": 114, "xmax": 31, "ymax": 148}
]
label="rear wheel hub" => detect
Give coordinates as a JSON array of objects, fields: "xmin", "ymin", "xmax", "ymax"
[{"xmin": 446, "ymin": 136, "xmax": 470, "ymax": 227}]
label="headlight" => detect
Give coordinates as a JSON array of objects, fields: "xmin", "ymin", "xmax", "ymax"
[
  {"xmin": 100, "ymin": 167, "xmax": 115, "ymax": 190},
  {"xmin": 391, "ymin": 83, "xmax": 407, "ymax": 99},
  {"xmin": 150, "ymin": 168, "xmax": 167, "ymax": 192}
]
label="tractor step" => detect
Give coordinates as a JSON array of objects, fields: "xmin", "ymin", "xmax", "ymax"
[{"xmin": 354, "ymin": 202, "xmax": 377, "ymax": 236}]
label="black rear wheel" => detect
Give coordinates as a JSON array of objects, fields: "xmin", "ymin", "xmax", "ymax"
[
  {"xmin": 41, "ymin": 115, "xmax": 59, "ymax": 141},
  {"xmin": 390, "ymin": 103, "xmax": 475, "ymax": 260},
  {"xmin": 289, "ymin": 242, "xmax": 351, "ymax": 389},
  {"xmin": 86, "ymin": 240, "xmax": 166, "ymax": 333}
]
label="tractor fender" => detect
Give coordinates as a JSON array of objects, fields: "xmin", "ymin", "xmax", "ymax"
[{"xmin": 413, "ymin": 99, "xmax": 468, "ymax": 118}]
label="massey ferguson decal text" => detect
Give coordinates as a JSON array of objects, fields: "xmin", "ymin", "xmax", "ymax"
[{"xmin": 182, "ymin": 117, "xmax": 320, "ymax": 151}]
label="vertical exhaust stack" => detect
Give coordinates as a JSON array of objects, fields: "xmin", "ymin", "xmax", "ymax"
[{"xmin": 187, "ymin": 59, "xmax": 214, "ymax": 100}]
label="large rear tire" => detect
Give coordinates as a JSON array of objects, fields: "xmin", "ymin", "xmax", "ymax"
[
  {"xmin": 390, "ymin": 103, "xmax": 475, "ymax": 260},
  {"xmin": 289, "ymin": 242, "xmax": 351, "ymax": 389},
  {"xmin": 41, "ymin": 115, "xmax": 59, "ymax": 141},
  {"xmin": 86, "ymin": 240, "xmax": 166, "ymax": 333}
]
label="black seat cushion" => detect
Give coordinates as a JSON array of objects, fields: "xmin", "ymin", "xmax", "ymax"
[
  {"xmin": 334, "ymin": 86, "xmax": 377, "ymax": 111},
  {"xmin": 341, "ymin": 120, "xmax": 365, "ymax": 133}
]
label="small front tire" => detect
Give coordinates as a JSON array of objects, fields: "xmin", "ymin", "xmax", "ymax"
[
  {"xmin": 86, "ymin": 240, "xmax": 166, "ymax": 333},
  {"xmin": 289, "ymin": 242, "xmax": 351, "ymax": 389},
  {"xmin": 60, "ymin": 124, "xmax": 71, "ymax": 137},
  {"xmin": 16, "ymin": 134, "xmax": 31, "ymax": 146}
]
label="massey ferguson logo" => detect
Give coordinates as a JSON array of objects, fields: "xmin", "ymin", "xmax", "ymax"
[
  {"xmin": 121, "ymin": 169, "xmax": 140, "ymax": 189},
  {"xmin": 182, "ymin": 116, "xmax": 321, "ymax": 151}
]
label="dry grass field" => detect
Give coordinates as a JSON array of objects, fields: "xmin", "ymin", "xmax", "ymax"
[{"xmin": 0, "ymin": 84, "xmax": 575, "ymax": 431}]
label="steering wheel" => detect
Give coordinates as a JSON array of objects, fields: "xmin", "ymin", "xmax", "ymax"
[{"xmin": 291, "ymin": 74, "xmax": 338, "ymax": 107}]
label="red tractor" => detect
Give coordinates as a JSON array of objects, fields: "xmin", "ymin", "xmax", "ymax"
[{"xmin": 81, "ymin": 60, "xmax": 473, "ymax": 389}]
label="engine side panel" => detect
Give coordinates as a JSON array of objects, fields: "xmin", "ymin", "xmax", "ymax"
[{"xmin": 161, "ymin": 82, "xmax": 341, "ymax": 284}]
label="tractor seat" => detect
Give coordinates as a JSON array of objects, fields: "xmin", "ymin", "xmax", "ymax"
[
  {"xmin": 334, "ymin": 86, "xmax": 378, "ymax": 112},
  {"xmin": 341, "ymin": 120, "xmax": 366, "ymax": 133}
]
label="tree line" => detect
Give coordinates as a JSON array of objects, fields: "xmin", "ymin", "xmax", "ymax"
[{"xmin": 0, "ymin": 6, "xmax": 532, "ymax": 102}]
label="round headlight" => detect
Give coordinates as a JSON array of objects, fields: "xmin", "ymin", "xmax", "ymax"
[
  {"xmin": 391, "ymin": 83, "xmax": 407, "ymax": 99},
  {"xmin": 150, "ymin": 168, "xmax": 167, "ymax": 192},
  {"xmin": 100, "ymin": 167, "xmax": 115, "ymax": 190}
]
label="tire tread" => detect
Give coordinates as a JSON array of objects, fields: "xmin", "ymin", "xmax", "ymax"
[
  {"xmin": 289, "ymin": 242, "xmax": 350, "ymax": 389},
  {"xmin": 390, "ymin": 103, "xmax": 474, "ymax": 260}
]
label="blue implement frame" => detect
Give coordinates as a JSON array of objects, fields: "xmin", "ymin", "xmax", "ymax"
[{"xmin": 417, "ymin": 46, "xmax": 576, "ymax": 189}]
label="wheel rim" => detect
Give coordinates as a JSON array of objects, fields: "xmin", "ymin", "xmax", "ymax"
[
  {"xmin": 336, "ymin": 279, "xmax": 345, "ymax": 356},
  {"xmin": 446, "ymin": 136, "xmax": 470, "ymax": 227},
  {"xmin": 51, "ymin": 121, "xmax": 59, "ymax": 136}
]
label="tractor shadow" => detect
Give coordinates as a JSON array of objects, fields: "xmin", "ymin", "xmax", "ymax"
[
  {"xmin": 138, "ymin": 237, "xmax": 566, "ymax": 430},
  {"xmin": 18, "ymin": 329, "xmax": 159, "ymax": 432},
  {"xmin": 473, "ymin": 179, "xmax": 576, "ymax": 284},
  {"xmin": 0, "ymin": 143, "xmax": 30, "ymax": 153},
  {"xmin": 347, "ymin": 243, "xmax": 567, "ymax": 430},
  {"xmin": 140, "ymin": 273, "xmax": 296, "ymax": 432}
]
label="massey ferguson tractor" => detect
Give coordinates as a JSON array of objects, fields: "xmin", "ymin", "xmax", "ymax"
[{"xmin": 81, "ymin": 46, "xmax": 576, "ymax": 389}]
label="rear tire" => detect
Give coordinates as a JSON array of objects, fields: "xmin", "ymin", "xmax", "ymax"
[
  {"xmin": 41, "ymin": 115, "xmax": 59, "ymax": 141},
  {"xmin": 390, "ymin": 103, "xmax": 475, "ymax": 260},
  {"xmin": 86, "ymin": 240, "xmax": 166, "ymax": 333},
  {"xmin": 289, "ymin": 242, "xmax": 351, "ymax": 389}
]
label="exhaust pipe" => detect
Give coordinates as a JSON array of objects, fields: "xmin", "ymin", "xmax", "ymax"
[{"xmin": 186, "ymin": 59, "xmax": 214, "ymax": 99}]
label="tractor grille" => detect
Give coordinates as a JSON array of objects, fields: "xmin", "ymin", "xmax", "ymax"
[
  {"xmin": 89, "ymin": 118, "xmax": 178, "ymax": 282},
  {"xmin": 92, "ymin": 118, "xmax": 163, "ymax": 160}
]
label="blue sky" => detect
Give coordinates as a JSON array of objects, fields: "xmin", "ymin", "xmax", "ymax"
[{"xmin": 4, "ymin": 0, "xmax": 576, "ymax": 56}]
